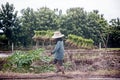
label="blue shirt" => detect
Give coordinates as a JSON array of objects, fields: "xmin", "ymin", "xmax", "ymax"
[{"xmin": 51, "ymin": 41, "xmax": 64, "ymax": 60}]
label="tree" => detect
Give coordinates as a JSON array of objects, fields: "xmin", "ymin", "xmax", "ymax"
[
  {"xmin": 20, "ymin": 7, "xmax": 58, "ymax": 46},
  {"xmin": 59, "ymin": 8, "xmax": 108, "ymax": 47},
  {"xmin": 0, "ymin": 2, "xmax": 19, "ymax": 47},
  {"xmin": 87, "ymin": 10, "xmax": 109, "ymax": 47},
  {"xmin": 108, "ymin": 18, "xmax": 120, "ymax": 47},
  {"xmin": 60, "ymin": 8, "xmax": 87, "ymax": 36},
  {"xmin": 20, "ymin": 7, "xmax": 37, "ymax": 46},
  {"xmin": 36, "ymin": 7, "xmax": 59, "ymax": 30}
]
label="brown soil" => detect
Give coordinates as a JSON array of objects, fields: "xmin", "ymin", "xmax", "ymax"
[
  {"xmin": 0, "ymin": 49, "xmax": 120, "ymax": 79},
  {"xmin": 0, "ymin": 71, "xmax": 119, "ymax": 80}
]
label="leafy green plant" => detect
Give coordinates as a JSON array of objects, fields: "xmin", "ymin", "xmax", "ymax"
[{"xmin": 2, "ymin": 48, "xmax": 54, "ymax": 73}]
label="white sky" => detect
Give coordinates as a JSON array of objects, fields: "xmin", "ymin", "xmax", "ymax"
[{"xmin": 0, "ymin": 0, "xmax": 120, "ymax": 21}]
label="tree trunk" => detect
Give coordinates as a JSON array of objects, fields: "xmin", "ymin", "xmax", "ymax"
[{"xmin": 98, "ymin": 31, "xmax": 109, "ymax": 49}]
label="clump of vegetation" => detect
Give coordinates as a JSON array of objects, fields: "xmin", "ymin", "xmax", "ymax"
[
  {"xmin": 33, "ymin": 30, "xmax": 54, "ymax": 39},
  {"xmin": 32, "ymin": 30, "xmax": 54, "ymax": 48},
  {"xmin": 66, "ymin": 34, "xmax": 94, "ymax": 49},
  {"xmin": 2, "ymin": 48, "xmax": 54, "ymax": 73}
]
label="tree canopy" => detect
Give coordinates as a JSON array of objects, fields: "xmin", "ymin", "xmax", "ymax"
[
  {"xmin": 0, "ymin": 2, "xmax": 119, "ymax": 48},
  {"xmin": 108, "ymin": 18, "xmax": 120, "ymax": 47},
  {"xmin": 0, "ymin": 2, "xmax": 20, "ymax": 45}
]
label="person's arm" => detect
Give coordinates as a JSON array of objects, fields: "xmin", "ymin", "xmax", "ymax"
[{"xmin": 51, "ymin": 41, "xmax": 60, "ymax": 54}]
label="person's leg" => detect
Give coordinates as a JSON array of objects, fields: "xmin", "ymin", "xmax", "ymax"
[
  {"xmin": 60, "ymin": 66, "xmax": 65, "ymax": 74},
  {"xmin": 54, "ymin": 59, "xmax": 61, "ymax": 73},
  {"xmin": 55, "ymin": 63, "xmax": 61, "ymax": 73},
  {"xmin": 58, "ymin": 60, "xmax": 65, "ymax": 74}
]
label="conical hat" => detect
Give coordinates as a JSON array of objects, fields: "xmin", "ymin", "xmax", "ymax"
[{"xmin": 52, "ymin": 31, "xmax": 64, "ymax": 39}]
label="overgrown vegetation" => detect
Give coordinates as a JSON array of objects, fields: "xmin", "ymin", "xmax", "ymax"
[{"xmin": 2, "ymin": 48, "xmax": 54, "ymax": 73}]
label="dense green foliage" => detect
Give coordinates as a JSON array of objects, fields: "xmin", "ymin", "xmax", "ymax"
[
  {"xmin": 19, "ymin": 7, "xmax": 58, "ymax": 46},
  {"xmin": 108, "ymin": 18, "xmax": 120, "ymax": 47},
  {"xmin": 0, "ymin": 2, "xmax": 119, "ymax": 48},
  {"xmin": 2, "ymin": 48, "xmax": 54, "ymax": 73},
  {"xmin": 60, "ymin": 9, "xmax": 109, "ymax": 47},
  {"xmin": 0, "ymin": 2, "xmax": 20, "ymax": 44},
  {"xmin": 19, "ymin": 7, "xmax": 109, "ymax": 47}
]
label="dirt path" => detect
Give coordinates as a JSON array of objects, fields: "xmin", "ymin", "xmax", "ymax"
[{"xmin": 0, "ymin": 71, "xmax": 119, "ymax": 80}]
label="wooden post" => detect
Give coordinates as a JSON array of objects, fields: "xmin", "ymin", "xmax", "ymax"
[
  {"xmin": 12, "ymin": 42, "xmax": 14, "ymax": 52},
  {"xmin": 36, "ymin": 40, "xmax": 39, "ymax": 49},
  {"xmin": 99, "ymin": 42, "xmax": 101, "ymax": 50}
]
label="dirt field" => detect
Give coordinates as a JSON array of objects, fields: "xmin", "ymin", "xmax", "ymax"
[
  {"xmin": 0, "ymin": 49, "xmax": 120, "ymax": 80},
  {"xmin": 0, "ymin": 71, "xmax": 120, "ymax": 80}
]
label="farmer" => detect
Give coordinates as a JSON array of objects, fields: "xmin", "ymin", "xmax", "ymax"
[{"xmin": 49, "ymin": 31, "xmax": 65, "ymax": 74}]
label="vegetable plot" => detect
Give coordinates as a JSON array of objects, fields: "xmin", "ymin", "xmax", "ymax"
[{"xmin": 2, "ymin": 48, "xmax": 54, "ymax": 73}]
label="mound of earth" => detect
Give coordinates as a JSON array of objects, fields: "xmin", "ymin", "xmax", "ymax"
[{"xmin": 0, "ymin": 71, "xmax": 119, "ymax": 80}]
